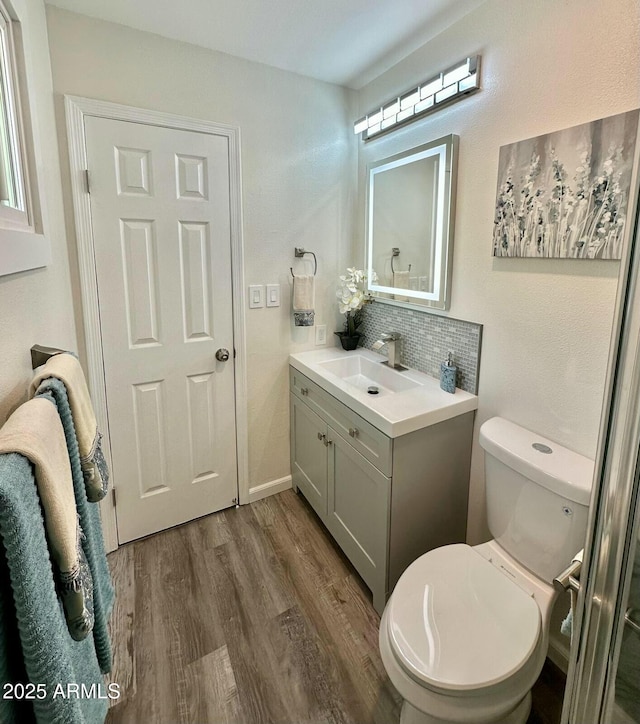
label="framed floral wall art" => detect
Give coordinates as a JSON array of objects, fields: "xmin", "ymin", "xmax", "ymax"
[{"xmin": 493, "ymin": 109, "xmax": 639, "ymax": 259}]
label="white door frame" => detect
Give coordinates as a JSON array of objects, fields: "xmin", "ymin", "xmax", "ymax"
[{"xmin": 65, "ymin": 95, "xmax": 249, "ymax": 552}]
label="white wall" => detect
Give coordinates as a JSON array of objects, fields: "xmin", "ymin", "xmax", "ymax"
[
  {"xmin": 43, "ymin": 0, "xmax": 640, "ymax": 547},
  {"xmin": 356, "ymin": 0, "xmax": 640, "ymax": 544},
  {"xmin": 45, "ymin": 6, "xmax": 356, "ymax": 492},
  {"xmin": 0, "ymin": 0, "xmax": 76, "ymax": 425}
]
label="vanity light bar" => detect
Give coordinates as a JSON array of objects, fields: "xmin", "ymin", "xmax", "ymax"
[{"xmin": 354, "ymin": 55, "xmax": 481, "ymax": 140}]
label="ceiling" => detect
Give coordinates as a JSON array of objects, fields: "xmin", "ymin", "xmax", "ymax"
[{"xmin": 44, "ymin": 0, "xmax": 486, "ymax": 89}]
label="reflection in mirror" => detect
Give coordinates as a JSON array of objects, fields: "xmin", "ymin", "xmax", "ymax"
[{"xmin": 366, "ymin": 134, "xmax": 457, "ymax": 311}]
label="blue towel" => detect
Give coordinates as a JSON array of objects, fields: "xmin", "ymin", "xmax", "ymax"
[
  {"xmin": 561, "ymin": 608, "xmax": 573, "ymax": 637},
  {"xmin": 35, "ymin": 378, "xmax": 114, "ymax": 674},
  {"xmin": 0, "ymin": 453, "xmax": 108, "ymax": 723}
]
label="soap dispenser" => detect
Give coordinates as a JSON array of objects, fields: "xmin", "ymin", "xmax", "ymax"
[{"xmin": 440, "ymin": 351, "xmax": 457, "ymax": 394}]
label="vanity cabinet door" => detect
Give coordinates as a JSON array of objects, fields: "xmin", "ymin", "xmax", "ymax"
[
  {"xmin": 290, "ymin": 395, "xmax": 328, "ymax": 516},
  {"xmin": 326, "ymin": 429, "xmax": 390, "ymax": 613}
]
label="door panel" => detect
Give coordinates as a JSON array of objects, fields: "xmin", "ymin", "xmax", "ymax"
[
  {"xmin": 85, "ymin": 116, "xmax": 238, "ymax": 543},
  {"xmin": 327, "ymin": 429, "xmax": 390, "ymax": 606},
  {"xmin": 290, "ymin": 395, "xmax": 328, "ymax": 516}
]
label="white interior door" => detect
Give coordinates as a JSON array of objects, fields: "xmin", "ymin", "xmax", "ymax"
[{"xmin": 84, "ymin": 116, "xmax": 238, "ymax": 543}]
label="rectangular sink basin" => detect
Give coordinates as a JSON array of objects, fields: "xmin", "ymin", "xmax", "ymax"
[
  {"xmin": 318, "ymin": 355, "xmax": 419, "ymax": 395},
  {"xmin": 289, "ymin": 348, "xmax": 478, "ymax": 437}
]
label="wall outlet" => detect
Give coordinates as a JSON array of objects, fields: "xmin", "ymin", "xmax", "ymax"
[
  {"xmin": 315, "ymin": 324, "xmax": 327, "ymax": 346},
  {"xmin": 248, "ymin": 284, "xmax": 264, "ymax": 308}
]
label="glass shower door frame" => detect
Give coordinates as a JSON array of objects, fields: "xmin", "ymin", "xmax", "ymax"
[{"xmin": 563, "ymin": 127, "xmax": 640, "ymax": 723}]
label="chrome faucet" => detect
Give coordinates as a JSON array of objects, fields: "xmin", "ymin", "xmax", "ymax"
[{"xmin": 372, "ymin": 332, "xmax": 406, "ymax": 370}]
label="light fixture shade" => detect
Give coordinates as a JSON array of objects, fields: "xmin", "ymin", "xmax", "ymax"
[
  {"xmin": 354, "ymin": 116, "xmax": 368, "ymax": 134},
  {"xmin": 435, "ymin": 84, "xmax": 457, "ymax": 103},
  {"xmin": 414, "ymin": 96, "xmax": 434, "ymax": 114},
  {"xmin": 397, "ymin": 106, "xmax": 414, "ymax": 122},
  {"xmin": 383, "ymin": 99, "xmax": 400, "ymax": 118},
  {"xmin": 421, "ymin": 75, "xmax": 443, "ymax": 98},
  {"xmin": 400, "ymin": 89, "xmax": 420, "ymax": 110},
  {"xmin": 367, "ymin": 109, "xmax": 383, "ymax": 127},
  {"xmin": 459, "ymin": 72, "xmax": 479, "ymax": 92},
  {"xmin": 354, "ymin": 55, "xmax": 481, "ymax": 139},
  {"xmin": 443, "ymin": 58, "xmax": 470, "ymax": 86}
]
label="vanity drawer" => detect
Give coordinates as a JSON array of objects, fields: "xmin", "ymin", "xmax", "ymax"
[{"xmin": 289, "ymin": 367, "xmax": 392, "ymax": 476}]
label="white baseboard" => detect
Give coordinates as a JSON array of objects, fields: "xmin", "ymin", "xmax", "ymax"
[{"xmin": 248, "ymin": 475, "xmax": 292, "ymax": 503}]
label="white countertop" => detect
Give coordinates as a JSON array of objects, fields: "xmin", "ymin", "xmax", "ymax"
[{"xmin": 289, "ymin": 347, "xmax": 478, "ymax": 438}]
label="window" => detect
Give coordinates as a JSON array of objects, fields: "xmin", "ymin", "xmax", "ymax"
[
  {"xmin": 0, "ymin": 0, "xmax": 48, "ymax": 276},
  {"xmin": 0, "ymin": 3, "xmax": 30, "ymax": 230}
]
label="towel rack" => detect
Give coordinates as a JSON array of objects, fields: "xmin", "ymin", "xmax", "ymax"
[
  {"xmin": 554, "ymin": 555, "xmax": 640, "ymax": 637},
  {"xmin": 290, "ymin": 247, "xmax": 317, "ymax": 277},
  {"xmin": 553, "ymin": 557, "xmax": 582, "ymax": 594},
  {"xmin": 391, "ymin": 247, "xmax": 411, "ymax": 274},
  {"xmin": 30, "ymin": 345, "xmax": 66, "ymax": 370}
]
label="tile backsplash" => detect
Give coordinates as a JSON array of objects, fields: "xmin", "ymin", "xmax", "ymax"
[{"xmin": 358, "ymin": 302, "xmax": 482, "ymax": 394}]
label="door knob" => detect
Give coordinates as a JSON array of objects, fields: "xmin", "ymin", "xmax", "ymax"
[{"xmin": 215, "ymin": 348, "xmax": 230, "ymax": 362}]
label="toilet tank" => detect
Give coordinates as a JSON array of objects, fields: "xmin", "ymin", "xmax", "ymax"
[{"xmin": 479, "ymin": 417, "xmax": 594, "ymax": 583}]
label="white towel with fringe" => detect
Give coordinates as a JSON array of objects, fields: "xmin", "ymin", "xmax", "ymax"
[
  {"xmin": 29, "ymin": 352, "xmax": 109, "ymax": 502},
  {"xmin": 293, "ymin": 274, "xmax": 315, "ymax": 326},
  {"xmin": 393, "ymin": 271, "xmax": 410, "ymax": 289}
]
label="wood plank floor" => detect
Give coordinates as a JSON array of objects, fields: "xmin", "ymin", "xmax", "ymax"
[{"xmin": 105, "ymin": 489, "xmax": 564, "ymax": 724}]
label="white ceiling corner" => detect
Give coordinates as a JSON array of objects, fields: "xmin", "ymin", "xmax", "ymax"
[{"xmin": 44, "ymin": 0, "xmax": 487, "ymax": 89}]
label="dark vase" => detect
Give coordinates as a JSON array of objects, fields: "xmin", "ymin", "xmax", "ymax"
[{"xmin": 335, "ymin": 331, "xmax": 361, "ymax": 351}]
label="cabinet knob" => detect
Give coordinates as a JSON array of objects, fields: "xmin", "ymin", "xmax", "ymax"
[
  {"xmin": 300, "ymin": 387, "xmax": 309, "ymax": 396},
  {"xmin": 325, "ymin": 438, "xmax": 333, "ymax": 447},
  {"xmin": 317, "ymin": 432, "xmax": 324, "ymax": 441},
  {"xmin": 348, "ymin": 428, "xmax": 359, "ymax": 438}
]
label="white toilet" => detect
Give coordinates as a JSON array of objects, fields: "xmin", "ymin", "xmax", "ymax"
[{"xmin": 379, "ymin": 416, "xmax": 593, "ymax": 724}]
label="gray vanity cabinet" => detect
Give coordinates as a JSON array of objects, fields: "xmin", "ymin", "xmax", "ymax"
[{"xmin": 290, "ymin": 366, "xmax": 473, "ymax": 614}]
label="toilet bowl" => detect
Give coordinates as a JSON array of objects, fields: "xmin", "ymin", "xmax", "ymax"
[{"xmin": 379, "ymin": 417, "xmax": 594, "ymax": 724}]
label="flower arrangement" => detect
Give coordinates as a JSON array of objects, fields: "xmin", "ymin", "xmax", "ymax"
[{"xmin": 336, "ymin": 268, "xmax": 372, "ymax": 342}]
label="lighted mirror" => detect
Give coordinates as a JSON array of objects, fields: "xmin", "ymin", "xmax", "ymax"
[{"xmin": 366, "ymin": 134, "xmax": 458, "ymax": 311}]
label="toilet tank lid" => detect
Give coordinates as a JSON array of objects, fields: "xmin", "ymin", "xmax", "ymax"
[{"xmin": 479, "ymin": 417, "xmax": 594, "ymax": 505}]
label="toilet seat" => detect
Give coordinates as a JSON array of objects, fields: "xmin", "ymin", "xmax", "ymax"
[{"xmin": 387, "ymin": 544, "xmax": 541, "ymax": 694}]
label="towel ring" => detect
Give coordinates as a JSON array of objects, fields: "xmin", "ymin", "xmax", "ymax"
[
  {"xmin": 290, "ymin": 247, "xmax": 317, "ymax": 277},
  {"xmin": 391, "ymin": 247, "xmax": 411, "ymax": 274}
]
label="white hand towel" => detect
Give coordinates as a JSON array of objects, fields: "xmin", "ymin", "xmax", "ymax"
[
  {"xmin": 293, "ymin": 274, "xmax": 315, "ymax": 326},
  {"xmin": 29, "ymin": 352, "xmax": 109, "ymax": 502},
  {"xmin": 0, "ymin": 398, "xmax": 76, "ymax": 569},
  {"xmin": 393, "ymin": 271, "xmax": 410, "ymax": 289},
  {"xmin": 393, "ymin": 270, "xmax": 410, "ymax": 302},
  {"xmin": 30, "ymin": 354, "xmax": 97, "ymax": 462},
  {"xmin": 293, "ymin": 274, "xmax": 315, "ymax": 310}
]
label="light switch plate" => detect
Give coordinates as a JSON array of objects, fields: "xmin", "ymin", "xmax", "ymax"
[
  {"xmin": 249, "ymin": 284, "xmax": 264, "ymax": 308},
  {"xmin": 266, "ymin": 283, "xmax": 280, "ymax": 308}
]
